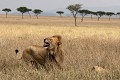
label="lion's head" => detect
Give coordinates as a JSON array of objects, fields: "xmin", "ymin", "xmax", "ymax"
[{"xmin": 43, "ymin": 35, "xmax": 62, "ymax": 50}]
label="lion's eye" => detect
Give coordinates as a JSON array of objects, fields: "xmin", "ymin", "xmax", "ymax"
[{"xmin": 50, "ymin": 39, "xmax": 52, "ymax": 41}]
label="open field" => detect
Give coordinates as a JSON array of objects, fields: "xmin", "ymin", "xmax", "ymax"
[{"xmin": 0, "ymin": 15, "xmax": 120, "ymax": 80}]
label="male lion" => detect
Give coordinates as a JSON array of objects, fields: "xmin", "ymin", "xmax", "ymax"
[
  {"xmin": 15, "ymin": 35, "xmax": 64, "ymax": 70},
  {"xmin": 43, "ymin": 35, "xmax": 64, "ymax": 69}
]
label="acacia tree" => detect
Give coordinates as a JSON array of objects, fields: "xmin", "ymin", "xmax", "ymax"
[
  {"xmin": 89, "ymin": 11, "xmax": 95, "ymax": 20},
  {"xmin": 87, "ymin": 11, "xmax": 97, "ymax": 20},
  {"xmin": 17, "ymin": 7, "xmax": 28, "ymax": 19},
  {"xmin": 27, "ymin": 8, "xmax": 32, "ymax": 18},
  {"xmin": 56, "ymin": 11, "xmax": 64, "ymax": 17},
  {"xmin": 2, "ymin": 8, "xmax": 11, "ymax": 18},
  {"xmin": 33, "ymin": 9, "xmax": 43, "ymax": 19},
  {"xmin": 117, "ymin": 12, "xmax": 120, "ymax": 19},
  {"xmin": 78, "ymin": 9, "xmax": 90, "ymax": 22},
  {"xmin": 96, "ymin": 11, "xmax": 106, "ymax": 21},
  {"xmin": 67, "ymin": 4, "xmax": 82, "ymax": 26},
  {"xmin": 106, "ymin": 12, "xmax": 115, "ymax": 21}
]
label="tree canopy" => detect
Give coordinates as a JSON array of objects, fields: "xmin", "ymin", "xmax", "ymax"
[
  {"xmin": 117, "ymin": 12, "xmax": 120, "ymax": 15},
  {"xmin": 33, "ymin": 9, "xmax": 43, "ymax": 19},
  {"xmin": 56, "ymin": 11, "xmax": 64, "ymax": 17},
  {"xmin": 17, "ymin": 7, "xmax": 28, "ymax": 13},
  {"xmin": 2, "ymin": 8, "xmax": 11, "ymax": 12}
]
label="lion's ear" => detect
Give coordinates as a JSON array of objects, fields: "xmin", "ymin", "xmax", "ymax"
[
  {"xmin": 57, "ymin": 35, "xmax": 62, "ymax": 41},
  {"xmin": 53, "ymin": 35, "xmax": 62, "ymax": 41}
]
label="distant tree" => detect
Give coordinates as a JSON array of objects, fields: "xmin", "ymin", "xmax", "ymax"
[
  {"xmin": 117, "ymin": 12, "xmax": 120, "ymax": 19},
  {"xmin": 56, "ymin": 11, "xmax": 64, "ymax": 17},
  {"xmin": 106, "ymin": 12, "xmax": 115, "ymax": 21},
  {"xmin": 2, "ymin": 8, "xmax": 11, "ymax": 18},
  {"xmin": 67, "ymin": 4, "xmax": 82, "ymax": 26},
  {"xmin": 96, "ymin": 11, "xmax": 106, "ymax": 21},
  {"xmin": 88, "ymin": 11, "xmax": 95, "ymax": 20},
  {"xmin": 78, "ymin": 9, "xmax": 90, "ymax": 22},
  {"xmin": 17, "ymin": 7, "xmax": 28, "ymax": 19},
  {"xmin": 33, "ymin": 9, "xmax": 43, "ymax": 19},
  {"xmin": 88, "ymin": 11, "xmax": 97, "ymax": 20},
  {"xmin": 27, "ymin": 8, "xmax": 32, "ymax": 18}
]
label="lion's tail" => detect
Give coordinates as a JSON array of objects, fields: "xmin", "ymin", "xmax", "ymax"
[
  {"xmin": 15, "ymin": 49, "xmax": 22, "ymax": 60},
  {"xmin": 15, "ymin": 49, "xmax": 19, "ymax": 55}
]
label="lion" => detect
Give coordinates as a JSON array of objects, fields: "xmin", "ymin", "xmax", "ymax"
[
  {"xmin": 43, "ymin": 35, "xmax": 64, "ymax": 69},
  {"xmin": 15, "ymin": 35, "xmax": 64, "ymax": 70}
]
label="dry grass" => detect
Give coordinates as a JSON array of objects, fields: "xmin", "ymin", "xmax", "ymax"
[{"xmin": 0, "ymin": 15, "xmax": 120, "ymax": 80}]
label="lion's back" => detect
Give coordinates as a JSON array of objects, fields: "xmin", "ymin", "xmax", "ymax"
[{"xmin": 22, "ymin": 45, "xmax": 48, "ymax": 64}]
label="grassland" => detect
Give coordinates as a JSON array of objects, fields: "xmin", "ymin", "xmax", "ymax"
[{"xmin": 0, "ymin": 15, "xmax": 120, "ymax": 80}]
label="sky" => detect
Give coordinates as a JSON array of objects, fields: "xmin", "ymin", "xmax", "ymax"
[{"xmin": 0, "ymin": 0, "xmax": 120, "ymax": 13}]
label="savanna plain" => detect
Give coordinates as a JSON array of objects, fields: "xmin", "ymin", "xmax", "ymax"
[{"xmin": 0, "ymin": 15, "xmax": 120, "ymax": 80}]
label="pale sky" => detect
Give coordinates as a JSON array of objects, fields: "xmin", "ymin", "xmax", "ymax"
[{"xmin": 0, "ymin": 0, "xmax": 120, "ymax": 13}]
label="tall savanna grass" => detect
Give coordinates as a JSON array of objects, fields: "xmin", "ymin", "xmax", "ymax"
[{"xmin": 0, "ymin": 15, "xmax": 120, "ymax": 80}]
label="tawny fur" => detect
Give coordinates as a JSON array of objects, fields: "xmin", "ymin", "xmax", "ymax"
[
  {"xmin": 92, "ymin": 66, "xmax": 109, "ymax": 73},
  {"xmin": 22, "ymin": 45, "xmax": 49, "ymax": 69},
  {"xmin": 44, "ymin": 35, "xmax": 64, "ymax": 68}
]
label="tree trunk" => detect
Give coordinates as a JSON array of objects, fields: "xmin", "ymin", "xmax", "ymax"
[
  {"xmin": 22, "ymin": 13, "xmax": 23, "ymax": 19},
  {"xmin": 109, "ymin": 17, "xmax": 110, "ymax": 21},
  {"xmin": 81, "ymin": 16, "xmax": 84, "ymax": 22},
  {"xmin": 60, "ymin": 14, "xmax": 62, "ymax": 17},
  {"xmin": 98, "ymin": 17, "xmax": 100, "ymax": 21},
  {"xmin": 36, "ymin": 15, "xmax": 38, "ymax": 19},
  {"xmin": 73, "ymin": 12, "xmax": 77, "ymax": 26},
  {"xmin": 91, "ymin": 15, "xmax": 92, "ymax": 20},
  {"xmin": 5, "ymin": 12, "xmax": 7, "ymax": 18},
  {"xmin": 74, "ymin": 16, "xmax": 77, "ymax": 26},
  {"xmin": 28, "ymin": 12, "xmax": 31, "ymax": 18}
]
